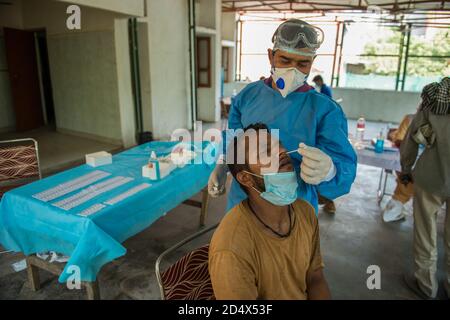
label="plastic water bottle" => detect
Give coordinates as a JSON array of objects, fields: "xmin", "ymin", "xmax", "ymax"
[
  {"xmin": 355, "ymin": 117, "xmax": 366, "ymax": 149},
  {"xmin": 375, "ymin": 130, "xmax": 385, "ymax": 153}
]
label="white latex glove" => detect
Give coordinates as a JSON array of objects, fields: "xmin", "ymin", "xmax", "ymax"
[
  {"xmin": 298, "ymin": 143, "xmax": 335, "ymax": 185},
  {"xmin": 208, "ymin": 162, "xmax": 228, "ymax": 197}
]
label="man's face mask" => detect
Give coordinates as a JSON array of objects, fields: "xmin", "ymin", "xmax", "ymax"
[
  {"xmin": 245, "ymin": 170, "xmax": 298, "ymax": 206},
  {"xmin": 271, "ymin": 67, "xmax": 308, "ymax": 98}
]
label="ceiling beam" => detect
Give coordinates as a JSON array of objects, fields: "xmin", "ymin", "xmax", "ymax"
[{"xmin": 222, "ymin": 0, "xmax": 450, "ymax": 12}]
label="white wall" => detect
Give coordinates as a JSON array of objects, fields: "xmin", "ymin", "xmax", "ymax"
[
  {"xmin": 224, "ymin": 82, "xmax": 421, "ymax": 124},
  {"xmin": 221, "ymin": 12, "xmax": 237, "ymax": 83},
  {"xmin": 114, "ymin": 19, "xmax": 136, "ymax": 148},
  {"xmin": 144, "ymin": 0, "xmax": 191, "ymax": 140},
  {"xmin": 221, "ymin": 12, "xmax": 236, "ymax": 41},
  {"xmin": 23, "ymin": 0, "xmax": 125, "ymax": 144},
  {"xmin": 0, "ymin": 0, "xmax": 137, "ymax": 145},
  {"xmin": 196, "ymin": 0, "xmax": 215, "ymax": 29},
  {"xmin": 333, "ymin": 88, "xmax": 421, "ymax": 123},
  {"xmin": 47, "ymin": 30, "xmax": 123, "ymax": 143},
  {"xmin": 196, "ymin": 0, "xmax": 221, "ymax": 123},
  {"xmin": 54, "ymin": 0, "xmax": 145, "ymax": 17},
  {"xmin": 136, "ymin": 20, "xmax": 153, "ymax": 134}
]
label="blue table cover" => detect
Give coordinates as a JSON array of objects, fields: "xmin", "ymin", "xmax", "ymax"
[{"xmin": 0, "ymin": 141, "xmax": 217, "ymax": 282}]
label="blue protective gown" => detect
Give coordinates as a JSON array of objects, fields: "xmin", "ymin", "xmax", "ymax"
[{"xmin": 224, "ymin": 80, "xmax": 357, "ymax": 212}]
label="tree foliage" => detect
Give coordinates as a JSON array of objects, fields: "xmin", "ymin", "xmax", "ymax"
[{"xmin": 363, "ymin": 28, "xmax": 450, "ymax": 76}]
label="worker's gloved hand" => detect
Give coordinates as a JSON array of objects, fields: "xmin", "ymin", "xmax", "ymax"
[
  {"xmin": 208, "ymin": 162, "xmax": 228, "ymax": 197},
  {"xmin": 298, "ymin": 143, "xmax": 335, "ymax": 185}
]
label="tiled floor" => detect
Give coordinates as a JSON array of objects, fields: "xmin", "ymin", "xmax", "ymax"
[{"xmin": 0, "ymin": 127, "xmax": 122, "ymax": 176}]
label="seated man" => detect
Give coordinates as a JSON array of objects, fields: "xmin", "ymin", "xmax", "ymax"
[
  {"xmin": 209, "ymin": 123, "xmax": 331, "ymax": 300},
  {"xmin": 382, "ymin": 113, "xmax": 415, "ymax": 222}
]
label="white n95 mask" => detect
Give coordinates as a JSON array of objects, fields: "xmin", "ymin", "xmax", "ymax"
[{"xmin": 271, "ymin": 67, "xmax": 308, "ymax": 98}]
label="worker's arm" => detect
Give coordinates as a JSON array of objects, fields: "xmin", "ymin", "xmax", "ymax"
[
  {"xmin": 315, "ymin": 104, "xmax": 357, "ymax": 199},
  {"xmin": 400, "ymin": 111, "xmax": 426, "ymax": 173},
  {"xmin": 209, "ymin": 250, "xmax": 258, "ymax": 300}
]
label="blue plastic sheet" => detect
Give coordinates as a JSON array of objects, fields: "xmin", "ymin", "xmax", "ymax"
[{"xmin": 0, "ymin": 141, "xmax": 217, "ymax": 283}]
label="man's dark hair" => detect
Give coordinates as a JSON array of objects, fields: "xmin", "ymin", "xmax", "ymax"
[
  {"xmin": 313, "ymin": 75, "xmax": 324, "ymax": 83},
  {"xmin": 227, "ymin": 123, "xmax": 269, "ymax": 193}
]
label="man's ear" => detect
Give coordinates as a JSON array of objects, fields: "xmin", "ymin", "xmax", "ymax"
[
  {"xmin": 267, "ymin": 49, "xmax": 274, "ymax": 66},
  {"xmin": 236, "ymin": 171, "xmax": 253, "ymax": 189}
]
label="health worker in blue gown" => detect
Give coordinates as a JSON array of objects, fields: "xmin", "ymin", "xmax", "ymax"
[{"xmin": 208, "ymin": 19, "xmax": 357, "ymax": 213}]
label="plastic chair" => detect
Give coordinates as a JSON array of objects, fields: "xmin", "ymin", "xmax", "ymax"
[
  {"xmin": 0, "ymin": 138, "xmax": 41, "ymax": 199},
  {"xmin": 155, "ymin": 223, "xmax": 219, "ymax": 300}
]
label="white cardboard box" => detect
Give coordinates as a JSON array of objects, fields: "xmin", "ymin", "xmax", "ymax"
[
  {"xmin": 85, "ymin": 151, "xmax": 112, "ymax": 167},
  {"xmin": 142, "ymin": 159, "xmax": 175, "ymax": 180}
]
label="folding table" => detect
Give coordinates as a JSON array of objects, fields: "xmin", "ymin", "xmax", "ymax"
[{"xmin": 0, "ymin": 141, "xmax": 217, "ymax": 299}]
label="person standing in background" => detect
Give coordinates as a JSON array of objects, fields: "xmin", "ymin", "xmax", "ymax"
[
  {"xmin": 401, "ymin": 77, "xmax": 450, "ymax": 300},
  {"xmin": 313, "ymin": 75, "xmax": 333, "ymax": 98}
]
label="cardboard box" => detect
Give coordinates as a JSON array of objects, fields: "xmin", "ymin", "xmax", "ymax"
[
  {"xmin": 142, "ymin": 159, "xmax": 175, "ymax": 181},
  {"xmin": 85, "ymin": 151, "xmax": 112, "ymax": 167}
]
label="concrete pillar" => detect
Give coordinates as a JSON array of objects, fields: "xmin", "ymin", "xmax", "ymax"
[
  {"xmin": 114, "ymin": 19, "xmax": 137, "ymax": 148},
  {"xmin": 139, "ymin": 0, "xmax": 191, "ymax": 140}
]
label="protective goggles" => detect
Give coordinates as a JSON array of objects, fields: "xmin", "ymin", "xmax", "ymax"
[{"xmin": 272, "ymin": 20, "xmax": 324, "ymax": 57}]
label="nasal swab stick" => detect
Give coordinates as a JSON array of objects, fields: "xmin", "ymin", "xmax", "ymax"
[{"xmin": 286, "ymin": 144, "xmax": 307, "ymax": 155}]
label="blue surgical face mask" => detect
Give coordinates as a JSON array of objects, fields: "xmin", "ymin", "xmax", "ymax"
[{"xmin": 245, "ymin": 170, "xmax": 298, "ymax": 206}]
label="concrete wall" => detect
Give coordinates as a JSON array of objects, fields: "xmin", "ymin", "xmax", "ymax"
[
  {"xmin": 136, "ymin": 20, "xmax": 153, "ymax": 134},
  {"xmin": 0, "ymin": 0, "xmax": 136, "ymax": 145},
  {"xmin": 221, "ymin": 12, "xmax": 236, "ymax": 83},
  {"xmin": 114, "ymin": 19, "xmax": 136, "ymax": 147},
  {"xmin": 143, "ymin": 0, "xmax": 191, "ymax": 140},
  {"xmin": 333, "ymin": 88, "xmax": 421, "ymax": 123},
  {"xmin": 23, "ymin": 0, "xmax": 125, "ymax": 144},
  {"xmin": 224, "ymin": 82, "xmax": 421, "ymax": 124},
  {"xmin": 0, "ymin": 0, "xmax": 24, "ymax": 32},
  {"xmin": 0, "ymin": 0, "xmax": 23, "ymax": 131},
  {"xmin": 0, "ymin": 37, "xmax": 15, "ymax": 132},
  {"xmin": 22, "ymin": 0, "xmax": 118, "ymax": 34},
  {"xmin": 196, "ymin": 0, "xmax": 221, "ymax": 123},
  {"xmin": 221, "ymin": 12, "xmax": 236, "ymax": 41},
  {"xmin": 196, "ymin": 0, "xmax": 215, "ymax": 29},
  {"xmin": 54, "ymin": 0, "xmax": 145, "ymax": 17},
  {"xmin": 47, "ymin": 30, "xmax": 123, "ymax": 143}
]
